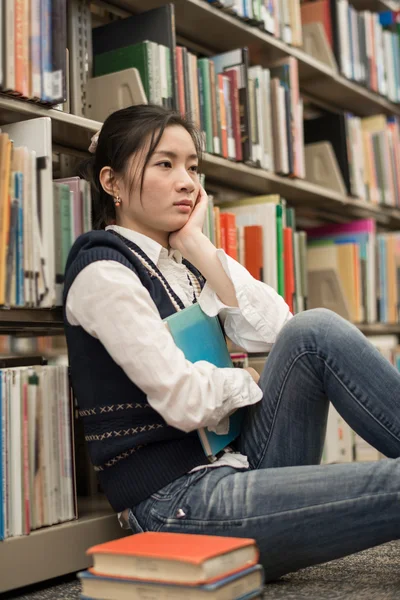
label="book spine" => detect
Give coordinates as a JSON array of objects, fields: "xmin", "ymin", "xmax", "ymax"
[
  {"xmin": 51, "ymin": 0, "xmax": 67, "ymax": 103},
  {"xmin": 15, "ymin": 0, "xmax": 29, "ymax": 96},
  {"xmin": 40, "ymin": 0, "xmax": 52, "ymax": 101},
  {"xmin": 198, "ymin": 58, "xmax": 213, "ymax": 154},
  {"xmin": 30, "ymin": 0, "xmax": 42, "ymax": 98}
]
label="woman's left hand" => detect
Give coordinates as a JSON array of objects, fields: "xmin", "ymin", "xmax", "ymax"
[{"xmin": 169, "ymin": 185, "xmax": 208, "ymax": 251}]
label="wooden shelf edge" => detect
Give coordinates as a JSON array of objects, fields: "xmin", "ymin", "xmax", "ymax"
[{"xmin": 0, "ymin": 497, "xmax": 127, "ymax": 593}]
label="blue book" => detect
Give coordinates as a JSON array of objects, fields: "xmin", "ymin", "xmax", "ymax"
[
  {"xmin": 164, "ymin": 303, "xmax": 244, "ymax": 460},
  {"xmin": 79, "ymin": 564, "xmax": 264, "ymax": 599}
]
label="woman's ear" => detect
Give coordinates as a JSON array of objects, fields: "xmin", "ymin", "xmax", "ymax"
[{"xmin": 99, "ymin": 166, "xmax": 119, "ymax": 198}]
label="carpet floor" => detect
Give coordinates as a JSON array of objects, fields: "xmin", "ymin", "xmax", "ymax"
[{"xmin": 4, "ymin": 541, "xmax": 400, "ymax": 600}]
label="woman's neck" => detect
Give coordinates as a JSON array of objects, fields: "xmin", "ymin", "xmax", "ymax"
[{"xmin": 114, "ymin": 219, "xmax": 169, "ymax": 249}]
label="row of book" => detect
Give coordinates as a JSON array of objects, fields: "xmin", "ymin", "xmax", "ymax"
[
  {"xmin": 0, "ymin": 117, "xmax": 92, "ymax": 309},
  {"xmin": 0, "ymin": 363, "xmax": 76, "ymax": 541},
  {"xmin": 79, "ymin": 532, "xmax": 264, "ymax": 600},
  {"xmin": 301, "ymin": 0, "xmax": 400, "ymax": 104},
  {"xmin": 93, "ymin": 35, "xmax": 305, "ymax": 178},
  {"xmin": 203, "ymin": 194, "xmax": 308, "ymax": 314},
  {"xmin": 306, "ymin": 218, "xmax": 400, "ymax": 326},
  {"xmin": 205, "ymin": 0, "xmax": 303, "ymax": 47},
  {"xmin": 304, "ymin": 109, "xmax": 400, "ymax": 205},
  {"xmin": 0, "ymin": 0, "xmax": 67, "ymax": 104}
]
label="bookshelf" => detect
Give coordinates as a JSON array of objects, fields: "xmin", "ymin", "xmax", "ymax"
[
  {"xmin": 110, "ymin": 0, "xmax": 400, "ymax": 117},
  {"xmin": 1, "ymin": 0, "xmax": 400, "ymax": 593},
  {"xmin": 1, "ymin": 94, "xmax": 400, "ymax": 228}
]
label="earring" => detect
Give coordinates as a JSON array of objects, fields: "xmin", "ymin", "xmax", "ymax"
[{"xmin": 114, "ymin": 195, "xmax": 121, "ymax": 207}]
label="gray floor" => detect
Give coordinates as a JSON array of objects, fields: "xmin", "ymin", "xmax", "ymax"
[{"xmin": 4, "ymin": 541, "xmax": 400, "ymax": 599}]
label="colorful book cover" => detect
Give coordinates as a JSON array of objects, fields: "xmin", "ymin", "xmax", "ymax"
[{"xmin": 164, "ymin": 303, "xmax": 244, "ymax": 459}]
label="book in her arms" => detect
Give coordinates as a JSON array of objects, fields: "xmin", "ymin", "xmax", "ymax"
[
  {"xmin": 163, "ymin": 302, "xmax": 245, "ymax": 460},
  {"xmin": 79, "ymin": 565, "xmax": 264, "ymax": 599},
  {"xmin": 87, "ymin": 531, "xmax": 259, "ymax": 584}
]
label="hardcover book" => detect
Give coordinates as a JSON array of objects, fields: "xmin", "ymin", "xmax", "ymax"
[{"xmin": 164, "ymin": 303, "xmax": 244, "ymax": 459}]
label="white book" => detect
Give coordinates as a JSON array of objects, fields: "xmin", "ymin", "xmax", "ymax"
[
  {"xmin": 1, "ymin": 118, "xmax": 55, "ymax": 307},
  {"xmin": 10, "ymin": 369, "xmax": 23, "ymax": 537}
]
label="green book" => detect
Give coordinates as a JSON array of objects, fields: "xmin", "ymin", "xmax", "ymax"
[
  {"xmin": 197, "ymin": 58, "xmax": 213, "ymax": 154},
  {"xmin": 276, "ymin": 204, "xmax": 285, "ymax": 299},
  {"xmin": 94, "ymin": 40, "xmax": 154, "ymax": 104}
]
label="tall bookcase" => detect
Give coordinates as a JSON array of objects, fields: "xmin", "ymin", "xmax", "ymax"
[{"xmin": 1, "ymin": 0, "xmax": 400, "ymax": 592}]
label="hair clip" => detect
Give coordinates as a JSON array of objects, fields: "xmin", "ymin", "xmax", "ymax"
[{"xmin": 88, "ymin": 129, "xmax": 101, "ymax": 153}]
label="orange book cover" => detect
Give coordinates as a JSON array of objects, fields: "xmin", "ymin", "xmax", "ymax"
[
  {"xmin": 219, "ymin": 213, "xmax": 238, "ymax": 260},
  {"xmin": 244, "ymin": 225, "xmax": 263, "ymax": 281},
  {"xmin": 15, "ymin": 0, "xmax": 29, "ymax": 97},
  {"xmin": 217, "ymin": 74, "xmax": 228, "ymax": 158},
  {"xmin": 175, "ymin": 47, "xmax": 186, "ymax": 116},
  {"xmin": 88, "ymin": 532, "xmax": 257, "ymax": 563},
  {"xmin": 283, "ymin": 227, "xmax": 294, "ymax": 313}
]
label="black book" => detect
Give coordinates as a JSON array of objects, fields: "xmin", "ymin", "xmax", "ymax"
[
  {"xmin": 303, "ymin": 111, "xmax": 351, "ymax": 195},
  {"xmin": 92, "ymin": 4, "xmax": 177, "ymax": 111},
  {"xmin": 51, "ymin": 0, "xmax": 67, "ymax": 103}
]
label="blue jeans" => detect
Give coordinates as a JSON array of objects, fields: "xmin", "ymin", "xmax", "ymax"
[{"xmin": 128, "ymin": 309, "xmax": 400, "ymax": 581}]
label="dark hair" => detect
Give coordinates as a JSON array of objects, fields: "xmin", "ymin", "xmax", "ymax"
[{"xmin": 79, "ymin": 104, "xmax": 203, "ymax": 230}]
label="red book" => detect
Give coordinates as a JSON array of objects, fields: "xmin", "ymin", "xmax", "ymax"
[
  {"xmin": 217, "ymin": 74, "xmax": 228, "ymax": 158},
  {"xmin": 175, "ymin": 47, "xmax": 186, "ymax": 116},
  {"xmin": 219, "ymin": 213, "xmax": 238, "ymax": 260},
  {"xmin": 283, "ymin": 227, "xmax": 294, "ymax": 313},
  {"xmin": 300, "ymin": 0, "xmax": 333, "ymax": 49},
  {"xmin": 87, "ymin": 531, "xmax": 259, "ymax": 585},
  {"xmin": 244, "ymin": 225, "xmax": 263, "ymax": 281},
  {"xmin": 223, "ymin": 68, "xmax": 243, "ymax": 162}
]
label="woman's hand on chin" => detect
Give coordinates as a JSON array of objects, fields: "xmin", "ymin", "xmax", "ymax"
[{"xmin": 169, "ymin": 185, "xmax": 209, "ymax": 252}]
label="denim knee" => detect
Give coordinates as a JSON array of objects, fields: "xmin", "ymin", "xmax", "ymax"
[{"xmin": 278, "ymin": 308, "xmax": 349, "ymax": 347}]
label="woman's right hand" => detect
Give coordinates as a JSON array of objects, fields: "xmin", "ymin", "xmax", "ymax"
[{"xmin": 244, "ymin": 367, "xmax": 261, "ymax": 385}]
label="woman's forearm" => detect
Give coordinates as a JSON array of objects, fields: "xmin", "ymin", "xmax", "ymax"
[{"xmin": 177, "ymin": 231, "xmax": 239, "ymax": 308}]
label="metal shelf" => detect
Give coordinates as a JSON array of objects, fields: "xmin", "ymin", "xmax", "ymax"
[
  {"xmin": 110, "ymin": 0, "xmax": 400, "ymax": 118},
  {"xmin": 0, "ymin": 496, "xmax": 127, "ymax": 593}
]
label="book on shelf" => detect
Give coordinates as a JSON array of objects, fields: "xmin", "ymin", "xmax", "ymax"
[
  {"xmin": 0, "ymin": 117, "xmax": 92, "ymax": 310},
  {"xmin": 0, "ymin": 0, "xmax": 67, "ymax": 104},
  {"xmin": 163, "ymin": 302, "xmax": 245, "ymax": 460},
  {"xmin": 303, "ymin": 106, "xmax": 400, "ymax": 205},
  {"xmin": 0, "ymin": 364, "xmax": 76, "ymax": 541},
  {"xmin": 86, "ymin": 531, "xmax": 260, "ymax": 584},
  {"xmin": 78, "ymin": 565, "xmax": 264, "ymax": 600},
  {"xmin": 306, "ymin": 218, "xmax": 377, "ymax": 324},
  {"xmin": 300, "ymin": 0, "xmax": 400, "ymax": 103}
]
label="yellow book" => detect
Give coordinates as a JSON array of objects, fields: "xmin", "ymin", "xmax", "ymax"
[{"xmin": 0, "ymin": 134, "xmax": 12, "ymax": 305}]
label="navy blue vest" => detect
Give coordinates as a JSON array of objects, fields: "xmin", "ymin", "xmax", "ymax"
[{"xmin": 63, "ymin": 230, "xmax": 210, "ymax": 512}]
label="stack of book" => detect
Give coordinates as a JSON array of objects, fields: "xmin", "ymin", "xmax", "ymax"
[{"xmin": 78, "ymin": 532, "xmax": 264, "ymax": 599}]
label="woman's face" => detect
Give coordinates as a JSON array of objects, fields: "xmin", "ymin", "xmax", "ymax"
[{"xmin": 117, "ymin": 125, "xmax": 200, "ymax": 246}]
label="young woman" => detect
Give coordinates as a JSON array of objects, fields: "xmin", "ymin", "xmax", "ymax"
[{"xmin": 64, "ymin": 104, "xmax": 400, "ymax": 583}]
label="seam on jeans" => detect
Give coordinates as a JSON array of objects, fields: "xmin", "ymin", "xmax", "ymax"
[
  {"xmin": 321, "ymin": 355, "xmax": 400, "ymax": 444},
  {"xmin": 255, "ymin": 349, "xmax": 316, "ymax": 469},
  {"xmin": 155, "ymin": 490, "xmax": 400, "ymax": 527},
  {"xmin": 255, "ymin": 348, "xmax": 400, "ymax": 470}
]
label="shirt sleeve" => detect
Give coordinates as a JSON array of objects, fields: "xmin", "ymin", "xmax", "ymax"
[
  {"xmin": 65, "ymin": 260, "xmax": 262, "ymax": 433},
  {"xmin": 198, "ymin": 249, "xmax": 293, "ymax": 353}
]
